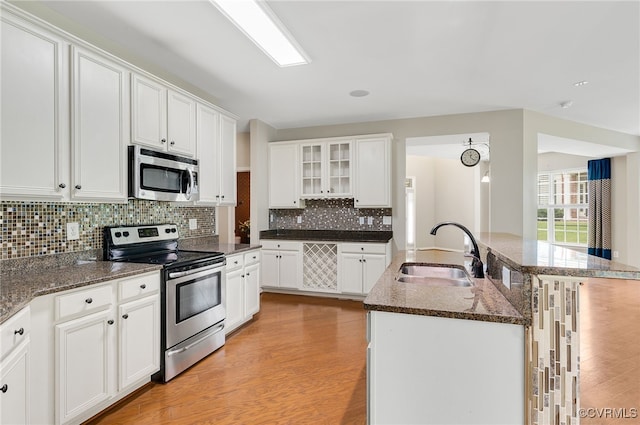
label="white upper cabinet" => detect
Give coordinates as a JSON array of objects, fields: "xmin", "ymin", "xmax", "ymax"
[
  {"xmin": 71, "ymin": 46, "xmax": 129, "ymax": 201},
  {"xmin": 354, "ymin": 135, "xmax": 392, "ymax": 208},
  {"xmin": 1, "ymin": 12, "xmax": 67, "ymax": 200},
  {"xmin": 196, "ymin": 104, "xmax": 237, "ymax": 206},
  {"xmin": 268, "ymin": 142, "xmax": 302, "ymax": 208},
  {"xmin": 300, "ymin": 140, "xmax": 352, "ymax": 199},
  {"xmin": 132, "ymin": 74, "xmax": 196, "ymax": 157}
]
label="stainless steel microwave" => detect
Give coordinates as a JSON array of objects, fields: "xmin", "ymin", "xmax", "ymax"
[{"xmin": 128, "ymin": 146, "xmax": 199, "ymax": 202}]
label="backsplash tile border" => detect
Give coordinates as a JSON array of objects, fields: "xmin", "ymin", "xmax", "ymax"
[{"xmin": 0, "ymin": 200, "xmax": 215, "ymax": 260}]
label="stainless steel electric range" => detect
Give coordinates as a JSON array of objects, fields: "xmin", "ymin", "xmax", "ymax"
[{"xmin": 104, "ymin": 223, "xmax": 226, "ymax": 382}]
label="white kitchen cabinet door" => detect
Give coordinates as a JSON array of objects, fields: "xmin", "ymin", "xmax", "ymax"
[
  {"xmin": 260, "ymin": 250, "xmax": 280, "ymax": 288},
  {"xmin": 218, "ymin": 114, "xmax": 237, "ymax": 206},
  {"xmin": 118, "ymin": 295, "xmax": 159, "ymax": 391},
  {"xmin": 225, "ymin": 268, "xmax": 245, "ymax": 332},
  {"xmin": 131, "ymin": 74, "xmax": 167, "ymax": 151},
  {"xmin": 300, "ymin": 141, "xmax": 352, "ymax": 198},
  {"xmin": 167, "ymin": 90, "xmax": 196, "ymax": 156},
  {"xmin": 268, "ymin": 143, "xmax": 301, "ymax": 208},
  {"xmin": 196, "ymin": 103, "xmax": 220, "ymax": 205},
  {"xmin": 244, "ymin": 263, "xmax": 261, "ymax": 317},
  {"xmin": 354, "ymin": 137, "xmax": 391, "ymax": 208},
  {"xmin": 278, "ymin": 250, "xmax": 301, "ymax": 290},
  {"xmin": 0, "ymin": 339, "xmax": 30, "ymax": 425},
  {"xmin": 71, "ymin": 46, "xmax": 128, "ymax": 202},
  {"xmin": 362, "ymin": 254, "xmax": 387, "ymax": 293},
  {"xmin": 339, "ymin": 253, "xmax": 364, "ymax": 294},
  {"xmin": 1, "ymin": 14, "xmax": 67, "ymax": 200},
  {"xmin": 55, "ymin": 309, "xmax": 115, "ymax": 425}
]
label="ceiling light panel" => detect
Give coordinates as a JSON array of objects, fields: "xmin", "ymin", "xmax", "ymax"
[{"xmin": 210, "ymin": 0, "xmax": 309, "ymax": 67}]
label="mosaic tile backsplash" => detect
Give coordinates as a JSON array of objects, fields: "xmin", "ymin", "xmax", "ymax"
[
  {"xmin": 270, "ymin": 199, "xmax": 391, "ymax": 231},
  {"xmin": 0, "ymin": 200, "xmax": 216, "ymax": 260}
]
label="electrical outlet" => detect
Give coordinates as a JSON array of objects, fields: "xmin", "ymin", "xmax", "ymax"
[
  {"xmin": 367, "ymin": 217, "xmax": 373, "ymax": 225},
  {"xmin": 502, "ymin": 266, "xmax": 511, "ymax": 289},
  {"xmin": 296, "ymin": 216, "xmax": 302, "ymax": 224},
  {"xmin": 359, "ymin": 217, "xmax": 365, "ymax": 225},
  {"xmin": 382, "ymin": 216, "xmax": 392, "ymax": 225},
  {"xmin": 66, "ymin": 222, "xmax": 80, "ymax": 240},
  {"xmin": 613, "ymin": 251, "xmax": 619, "ymax": 258},
  {"xmin": 270, "ymin": 214, "xmax": 274, "ymax": 223},
  {"xmin": 189, "ymin": 218, "xmax": 197, "ymax": 230}
]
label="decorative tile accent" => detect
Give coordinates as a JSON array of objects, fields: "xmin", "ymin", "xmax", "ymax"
[
  {"xmin": 529, "ymin": 275, "xmax": 581, "ymax": 425},
  {"xmin": 270, "ymin": 198, "xmax": 391, "ymax": 231},
  {"xmin": 0, "ymin": 200, "xmax": 216, "ymax": 260},
  {"xmin": 302, "ymin": 243, "xmax": 338, "ymax": 292}
]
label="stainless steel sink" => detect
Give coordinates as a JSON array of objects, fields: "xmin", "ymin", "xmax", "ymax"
[{"xmin": 397, "ymin": 264, "xmax": 473, "ymax": 287}]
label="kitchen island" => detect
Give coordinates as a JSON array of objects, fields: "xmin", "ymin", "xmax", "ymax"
[{"xmin": 364, "ymin": 234, "xmax": 640, "ymax": 425}]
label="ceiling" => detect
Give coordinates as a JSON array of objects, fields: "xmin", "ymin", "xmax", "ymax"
[{"xmin": 23, "ymin": 1, "xmax": 640, "ymax": 136}]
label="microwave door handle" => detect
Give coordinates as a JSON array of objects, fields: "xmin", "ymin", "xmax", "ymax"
[{"xmin": 186, "ymin": 168, "xmax": 194, "ymax": 200}]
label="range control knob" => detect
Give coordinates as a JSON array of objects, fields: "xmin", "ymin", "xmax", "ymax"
[
  {"xmin": 123, "ymin": 231, "xmax": 130, "ymax": 237},
  {"xmin": 171, "ymin": 228, "xmax": 177, "ymax": 233},
  {"xmin": 165, "ymin": 228, "xmax": 171, "ymax": 233},
  {"xmin": 114, "ymin": 232, "xmax": 122, "ymax": 238}
]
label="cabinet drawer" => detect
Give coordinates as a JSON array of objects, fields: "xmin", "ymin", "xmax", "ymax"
[
  {"xmin": 0, "ymin": 306, "xmax": 30, "ymax": 360},
  {"xmin": 341, "ymin": 243, "xmax": 388, "ymax": 254},
  {"xmin": 119, "ymin": 272, "xmax": 160, "ymax": 302},
  {"xmin": 260, "ymin": 240, "xmax": 301, "ymax": 251},
  {"xmin": 244, "ymin": 250, "xmax": 260, "ymax": 265},
  {"xmin": 226, "ymin": 254, "xmax": 244, "ymax": 271},
  {"xmin": 55, "ymin": 284, "xmax": 113, "ymax": 321}
]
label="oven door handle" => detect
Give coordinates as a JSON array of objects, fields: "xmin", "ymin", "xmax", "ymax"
[
  {"xmin": 166, "ymin": 322, "xmax": 225, "ymax": 357},
  {"xmin": 168, "ymin": 262, "xmax": 224, "ymax": 279}
]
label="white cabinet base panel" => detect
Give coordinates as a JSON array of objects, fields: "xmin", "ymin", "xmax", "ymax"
[{"xmin": 368, "ymin": 311, "xmax": 524, "ymax": 425}]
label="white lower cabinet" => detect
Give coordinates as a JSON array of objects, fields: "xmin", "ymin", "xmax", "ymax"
[
  {"xmin": 55, "ymin": 309, "xmax": 115, "ymax": 425},
  {"xmin": 118, "ymin": 295, "xmax": 160, "ymax": 391},
  {"xmin": 261, "ymin": 241, "xmax": 302, "ymax": 290},
  {"xmin": 27, "ymin": 271, "xmax": 160, "ymax": 425},
  {"xmin": 225, "ymin": 250, "xmax": 261, "ymax": 335},
  {"xmin": 368, "ymin": 310, "xmax": 524, "ymax": 425},
  {"xmin": 339, "ymin": 243, "xmax": 391, "ymax": 295},
  {"xmin": 0, "ymin": 306, "xmax": 31, "ymax": 425}
]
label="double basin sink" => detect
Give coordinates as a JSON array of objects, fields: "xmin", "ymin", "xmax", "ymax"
[{"xmin": 396, "ymin": 263, "xmax": 473, "ymax": 287}]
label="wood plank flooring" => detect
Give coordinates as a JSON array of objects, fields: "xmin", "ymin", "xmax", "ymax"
[
  {"xmin": 580, "ymin": 278, "xmax": 640, "ymax": 424},
  {"xmin": 86, "ymin": 293, "xmax": 368, "ymax": 425}
]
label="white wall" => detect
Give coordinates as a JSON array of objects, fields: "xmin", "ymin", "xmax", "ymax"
[
  {"xmin": 236, "ymin": 132, "xmax": 250, "ymax": 170},
  {"xmin": 538, "ymin": 152, "xmax": 592, "ymax": 172},
  {"xmin": 406, "ymin": 156, "xmax": 435, "ymax": 249},
  {"xmin": 249, "ymin": 119, "xmax": 278, "ymax": 244}
]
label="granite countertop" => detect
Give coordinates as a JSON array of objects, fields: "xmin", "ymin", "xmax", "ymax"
[
  {"xmin": 478, "ymin": 232, "xmax": 640, "ymax": 279},
  {"xmin": 364, "ymin": 250, "xmax": 524, "ymax": 325},
  {"xmin": 1, "ymin": 240, "xmax": 262, "ymax": 325},
  {"xmin": 260, "ymin": 229, "xmax": 393, "ymax": 243},
  {"xmin": 0, "ymin": 261, "xmax": 162, "ymax": 324}
]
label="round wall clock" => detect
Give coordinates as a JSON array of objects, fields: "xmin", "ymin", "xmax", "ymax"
[{"xmin": 460, "ymin": 148, "xmax": 481, "ymax": 167}]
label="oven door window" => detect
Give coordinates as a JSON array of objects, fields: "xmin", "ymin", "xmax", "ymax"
[
  {"xmin": 140, "ymin": 164, "xmax": 186, "ymax": 193},
  {"xmin": 175, "ymin": 272, "xmax": 222, "ymax": 323}
]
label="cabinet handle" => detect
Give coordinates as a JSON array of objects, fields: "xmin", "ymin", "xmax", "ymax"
[
  {"xmin": 122, "ymin": 314, "xmax": 129, "ymax": 319},
  {"xmin": 246, "ymin": 272, "xmax": 250, "ymax": 276},
  {"xmin": 252, "ymin": 256, "xmax": 256, "ymax": 259},
  {"xmin": 107, "ymin": 320, "xmax": 114, "ymax": 325},
  {"xmin": 75, "ymin": 185, "xmax": 82, "ymax": 190},
  {"xmin": 356, "ymin": 199, "xmax": 359, "ymax": 203},
  {"xmin": 14, "ymin": 328, "xmax": 24, "ymax": 336},
  {"xmin": 293, "ymin": 200, "xmax": 296, "ymax": 204},
  {"xmin": 241, "ymin": 275, "xmax": 245, "ymax": 278},
  {"xmin": 170, "ymin": 140, "xmax": 175, "ymax": 146},
  {"xmin": 58, "ymin": 183, "xmax": 66, "ymax": 189},
  {"xmin": 161, "ymin": 138, "xmax": 167, "ymax": 144},
  {"xmin": 1, "ymin": 384, "xmax": 7, "ymax": 393},
  {"xmin": 363, "ymin": 259, "xmax": 367, "ymax": 263},
  {"xmin": 216, "ymin": 195, "xmax": 220, "ymax": 198},
  {"xmin": 221, "ymin": 195, "xmax": 225, "ymax": 199},
  {"xmin": 140, "ymin": 284, "xmax": 147, "ymax": 289},
  {"xmin": 85, "ymin": 298, "xmax": 93, "ymax": 304}
]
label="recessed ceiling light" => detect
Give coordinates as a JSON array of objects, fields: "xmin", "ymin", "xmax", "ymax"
[
  {"xmin": 210, "ymin": 0, "xmax": 309, "ymax": 67},
  {"xmin": 560, "ymin": 100, "xmax": 573, "ymax": 109},
  {"xmin": 573, "ymin": 80, "xmax": 589, "ymax": 87},
  {"xmin": 349, "ymin": 90, "xmax": 370, "ymax": 97}
]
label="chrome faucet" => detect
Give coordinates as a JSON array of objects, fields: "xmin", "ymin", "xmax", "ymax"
[{"xmin": 429, "ymin": 222, "xmax": 485, "ymax": 278}]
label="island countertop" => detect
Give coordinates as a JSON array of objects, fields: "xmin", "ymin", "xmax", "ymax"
[
  {"xmin": 477, "ymin": 232, "xmax": 640, "ymax": 279},
  {"xmin": 363, "ymin": 249, "xmax": 524, "ymax": 325}
]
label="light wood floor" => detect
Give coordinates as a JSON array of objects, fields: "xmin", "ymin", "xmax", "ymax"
[
  {"xmin": 87, "ymin": 293, "xmax": 368, "ymax": 425},
  {"xmin": 580, "ymin": 278, "xmax": 640, "ymax": 424},
  {"xmin": 87, "ymin": 280, "xmax": 639, "ymax": 425}
]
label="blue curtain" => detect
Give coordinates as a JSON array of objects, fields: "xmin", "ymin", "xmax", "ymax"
[{"xmin": 587, "ymin": 158, "xmax": 612, "ymax": 259}]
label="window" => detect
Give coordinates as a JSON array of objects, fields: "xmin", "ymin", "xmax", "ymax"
[{"xmin": 537, "ymin": 169, "xmax": 588, "ymax": 246}]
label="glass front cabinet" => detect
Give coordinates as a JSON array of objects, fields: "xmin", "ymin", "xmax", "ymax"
[{"xmin": 301, "ymin": 140, "xmax": 352, "ymax": 198}]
